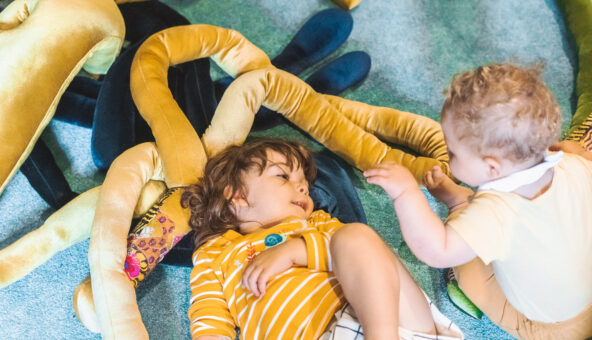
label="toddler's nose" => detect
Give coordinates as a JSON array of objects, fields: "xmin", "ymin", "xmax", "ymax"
[{"xmin": 298, "ymin": 183, "xmax": 309, "ymax": 195}]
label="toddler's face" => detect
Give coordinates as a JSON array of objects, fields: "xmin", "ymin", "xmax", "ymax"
[
  {"xmin": 234, "ymin": 150, "xmax": 314, "ymax": 234},
  {"xmin": 442, "ymin": 118, "xmax": 492, "ymax": 187}
]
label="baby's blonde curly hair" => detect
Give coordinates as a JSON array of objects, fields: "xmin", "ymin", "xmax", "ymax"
[{"xmin": 441, "ymin": 63, "xmax": 562, "ymax": 162}]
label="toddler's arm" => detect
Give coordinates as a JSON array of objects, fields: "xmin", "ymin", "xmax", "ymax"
[
  {"xmin": 243, "ymin": 212, "xmax": 343, "ymax": 296},
  {"xmin": 242, "ymin": 238, "xmax": 307, "ymax": 296},
  {"xmin": 364, "ymin": 163, "xmax": 476, "ymax": 268},
  {"xmin": 189, "ymin": 250, "xmax": 236, "ymax": 339}
]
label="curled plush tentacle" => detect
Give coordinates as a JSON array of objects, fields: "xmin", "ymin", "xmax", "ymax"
[
  {"xmin": 73, "ymin": 276, "xmax": 100, "ymax": 333},
  {"xmin": 78, "ymin": 25, "xmax": 272, "ymax": 338},
  {"xmin": 322, "ymin": 94, "xmax": 450, "ymax": 177},
  {"xmin": 130, "ymin": 24, "xmax": 272, "ymax": 187},
  {"xmin": 88, "ymin": 142, "xmax": 169, "ymax": 339},
  {"xmin": 0, "ymin": 0, "xmax": 124, "ymax": 194},
  {"xmin": 205, "ymin": 67, "xmax": 450, "ymax": 182},
  {"xmin": 0, "ymin": 179, "xmax": 167, "ymax": 290}
]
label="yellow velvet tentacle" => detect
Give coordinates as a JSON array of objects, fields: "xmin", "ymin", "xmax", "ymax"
[
  {"xmin": 130, "ymin": 24, "xmax": 271, "ymax": 187},
  {"xmin": 0, "ymin": 186, "xmax": 101, "ymax": 288},
  {"xmin": 206, "ymin": 67, "xmax": 450, "ymax": 182},
  {"xmin": 88, "ymin": 142, "xmax": 167, "ymax": 339},
  {"xmin": 73, "ymin": 276, "xmax": 100, "ymax": 334},
  {"xmin": 323, "ymin": 94, "xmax": 450, "ymax": 177}
]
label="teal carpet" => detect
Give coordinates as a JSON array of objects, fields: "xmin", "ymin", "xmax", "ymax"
[{"xmin": 0, "ymin": 0, "xmax": 576, "ymax": 339}]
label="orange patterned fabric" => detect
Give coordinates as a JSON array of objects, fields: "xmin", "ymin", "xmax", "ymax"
[{"xmin": 125, "ymin": 188, "xmax": 191, "ymax": 286}]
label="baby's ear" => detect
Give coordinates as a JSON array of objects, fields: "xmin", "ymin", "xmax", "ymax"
[{"xmin": 483, "ymin": 156, "xmax": 502, "ymax": 178}]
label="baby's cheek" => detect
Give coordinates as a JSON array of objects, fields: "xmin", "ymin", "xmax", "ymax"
[
  {"xmin": 449, "ymin": 160, "xmax": 460, "ymax": 175},
  {"xmin": 449, "ymin": 167, "xmax": 466, "ymax": 184}
]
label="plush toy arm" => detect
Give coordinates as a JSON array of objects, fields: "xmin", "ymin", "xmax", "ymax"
[
  {"xmin": 0, "ymin": 177, "xmax": 165, "ymax": 291},
  {"xmin": 130, "ymin": 24, "xmax": 271, "ymax": 187},
  {"xmin": 557, "ymin": 0, "xmax": 592, "ymax": 141},
  {"xmin": 0, "ymin": 186, "xmax": 100, "ymax": 288},
  {"xmin": 204, "ymin": 67, "xmax": 448, "ymax": 182},
  {"xmin": 0, "ymin": 0, "xmax": 124, "ymax": 195},
  {"xmin": 322, "ymin": 94, "xmax": 450, "ymax": 176},
  {"xmin": 203, "ymin": 67, "xmax": 384, "ymax": 167},
  {"xmin": 88, "ymin": 142, "xmax": 166, "ymax": 340}
]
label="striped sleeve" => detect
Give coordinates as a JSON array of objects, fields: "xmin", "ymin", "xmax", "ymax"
[
  {"xmin": 301, "ymin": 211, "xmax": 343, "ymax": 272},
  {"xmin": 188, "ymin": 247, "xmax": 236, "ymax": 339}
]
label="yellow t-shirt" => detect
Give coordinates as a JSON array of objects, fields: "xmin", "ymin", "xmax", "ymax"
[
  {"xmin": 188, "ymin": 210, "xmax": 345, "ymax": 340},
  {"xmin": 448, "ymin": 153, "xmax": 592, "ymax": 323}
]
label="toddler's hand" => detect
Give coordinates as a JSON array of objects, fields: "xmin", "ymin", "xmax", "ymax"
[
  {"xmin": 363, "ymin": 162, "xmax": 417, "ymax": 200},
  {"xmin": 242, "ymin": 239, "xmax": 303, "ymax": 297}
]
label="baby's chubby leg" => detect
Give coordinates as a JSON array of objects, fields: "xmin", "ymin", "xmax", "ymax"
[
  {"xmin": 330, "ymin": 223, "xmax": 436, "ymax": 340},
  {"xmin": 424, "ymin": 166, "xmax": 473, "ymax": 210}
]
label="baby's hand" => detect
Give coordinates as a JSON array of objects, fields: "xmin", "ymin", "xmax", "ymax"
[
  {"xmin": 424, "ymin": 166, "xmax": 473, "ymax": 210},
  {"xmin": 242, "ymin": 239, "xmax": 304, "ymax": 297},
  {"xmin": 363, "ymin": 162, "xmax": 417, "ymax": 200}
]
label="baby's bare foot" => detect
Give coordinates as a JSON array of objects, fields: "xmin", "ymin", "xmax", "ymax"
[{"xmin": 423, "ymin": 166, "xmax": 473, "ymax": 209}]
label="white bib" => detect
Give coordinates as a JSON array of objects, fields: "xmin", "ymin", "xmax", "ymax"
[{"xmin": 478, "ymin": 151, "xmax": 563, "ymax": 193}]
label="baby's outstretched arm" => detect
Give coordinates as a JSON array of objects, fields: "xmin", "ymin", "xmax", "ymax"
[
  {"xmin": 423, "ymin": 166, "xmax": 474, "ymax": 211},
  {"xmin": 242, "ymin": 239, "xmax": 307, "ymax": 296},
  {"xmin": 364, "ymin": 163, "xmax": 476, "ymax": 268}
]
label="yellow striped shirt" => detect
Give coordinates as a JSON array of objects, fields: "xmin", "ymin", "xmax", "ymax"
[{"xmin": 188, "ymin": 210, "xmax": 345, "ymax": 339}]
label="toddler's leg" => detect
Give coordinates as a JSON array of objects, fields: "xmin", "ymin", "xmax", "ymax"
[
  {"xmin": 424, "ymin": 166, "xmax": 473, "ymax": 210},
  {"xmin": 330, "ymin": 223, "xmax": 436, "ymax": 340}
]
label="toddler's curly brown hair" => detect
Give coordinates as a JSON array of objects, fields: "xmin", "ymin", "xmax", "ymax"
[{"xmin": 181, "ymin": 138, "xmax": 316, "ymax": 249}]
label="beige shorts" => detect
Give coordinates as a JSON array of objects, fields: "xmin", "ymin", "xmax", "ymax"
[
  {"xmin": 454, "ymin": 258, "xmax": 592, "ymax": 340},
  {"xmin": 320, "ymin": 293, "xmax": 464, "ymax": 340}
]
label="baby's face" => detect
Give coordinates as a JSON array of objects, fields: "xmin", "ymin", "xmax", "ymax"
[
  {"xmin": 442, "ymin": 118, "xmax": 492, "ymax": 187},
  {"xmin": 235, "ymin": 150, "xmax": 314, "ymax": 234}
]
